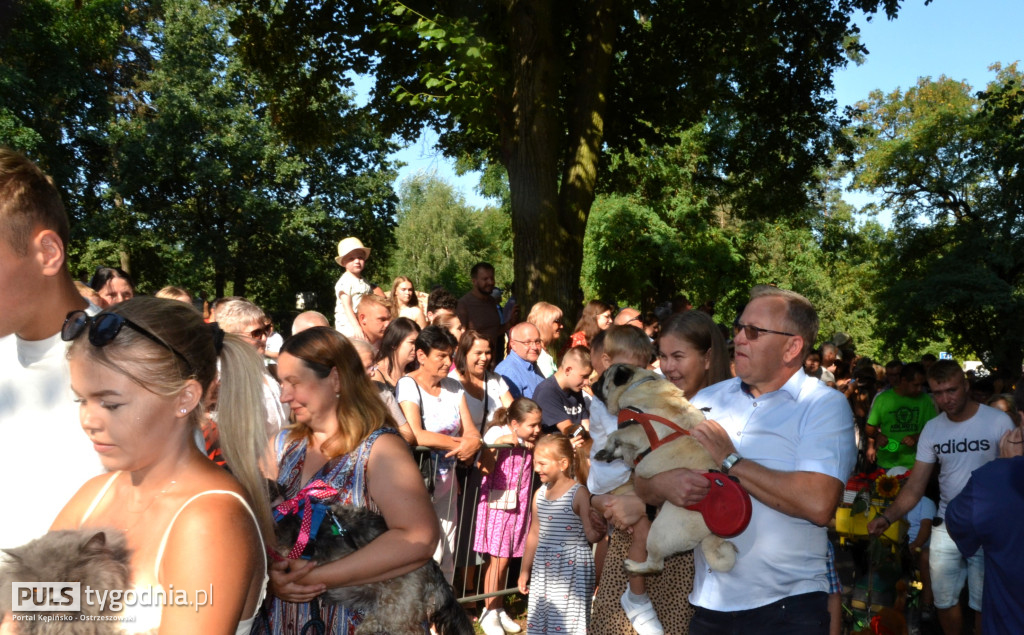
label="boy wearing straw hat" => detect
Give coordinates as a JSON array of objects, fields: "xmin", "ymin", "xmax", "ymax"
[{"xmin": 334, "ymin": 237, "xmax": 373, "ymax": 337}]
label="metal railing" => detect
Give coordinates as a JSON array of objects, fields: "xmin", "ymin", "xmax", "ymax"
[{"xmin": 413, "ymin": 444, "xmax": 539, "ymax": 604}]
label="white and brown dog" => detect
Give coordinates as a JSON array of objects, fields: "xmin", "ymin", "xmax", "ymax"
[{"xmin": 593, "ymin": 364, "xmax": 739, "ymax": 574}]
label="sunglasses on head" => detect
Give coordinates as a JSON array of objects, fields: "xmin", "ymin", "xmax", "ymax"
[
  {"xmin": 62, "ymin": 310, "xmax": 194, "ymax": 373},
  {"xmin": 732, "ymin": 319, "xmax": 796, "ymax": 341}
]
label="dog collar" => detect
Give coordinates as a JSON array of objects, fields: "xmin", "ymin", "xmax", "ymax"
[{"xmin": 616, "ymin": 406, "xmax": 692, "ymax": 465}]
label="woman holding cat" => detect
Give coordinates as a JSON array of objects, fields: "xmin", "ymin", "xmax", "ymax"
[
  {"xmin": 44, "ymin": 297, "xmax": 273, "ymax": 634},
  {"xmin": 257, "ymin": 327, "xmax": 439, "ymax": 633}
]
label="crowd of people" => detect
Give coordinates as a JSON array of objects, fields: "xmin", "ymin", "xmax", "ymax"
[{"xmin": 2, "ymin": 145, "xmax": 1023, "ymax": 635}]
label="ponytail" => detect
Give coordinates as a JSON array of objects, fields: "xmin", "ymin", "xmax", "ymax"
[
  {"xmin": 485, "ymin": 397, "xmax": 541, "ymax": 436},
  {"xmin": 214, "ymin": 334, "xmax": 275, "ymax": 543}
]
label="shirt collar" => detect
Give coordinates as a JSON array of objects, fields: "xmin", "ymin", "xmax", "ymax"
[{"xmin": 738, "ymin": 368, "xmax": 804, "ymax": 401}]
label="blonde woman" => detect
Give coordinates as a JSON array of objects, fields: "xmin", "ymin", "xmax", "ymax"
[{"xmin": 49, "ymin": 297, "xmax": 272, "ymax": 634}]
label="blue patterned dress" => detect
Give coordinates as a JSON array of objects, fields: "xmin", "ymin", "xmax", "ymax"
[
  {"xmin": 526, "ymin": 483, "xmax": 595, "ymax": 635},
  {"xmin": 253, "ymin": 427, "xmax": 396, "ymax": 634}
]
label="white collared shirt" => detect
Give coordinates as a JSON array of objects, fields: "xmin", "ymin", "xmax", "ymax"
[{"xmin": 688, "ymin": 370, "xmax": 856, "ymax": 611}]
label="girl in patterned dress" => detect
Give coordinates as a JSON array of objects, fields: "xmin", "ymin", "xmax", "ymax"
[
  {"xmin": 474, "ymin": 398, "xmax": 543, "ymax": 635},
  {"xmin": 518, "ymin": 434, "xmax": 605, "ymax": 634},
  {"xmin": 256, "ymin": 327, "xmax": 439, "ymax": 634}
]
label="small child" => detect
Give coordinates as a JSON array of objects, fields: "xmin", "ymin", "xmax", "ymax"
[
  {"xmin": 333, "ymin": 237, "xmax": 373, "ymax": 337},
  {"xmin": 519, "ymin": 434, "xmax": 604, "ymax": 635},
  {"xmin": 475, "ymin": 399, "xmax": 544, "ymax": 635},
  {"xmin": 587, "ymin": 325, "xmax": 664, "ymax": 635}
]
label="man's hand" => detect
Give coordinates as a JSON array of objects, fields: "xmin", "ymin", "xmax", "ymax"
[
  {"xmin": 635, "ymin": 468, "xmax": 710, "ymax": 509},
  {"xmin": 866, "ymin": 445, "xmax": 877, "ymax": 463},
  {"xmin": 690, "ymin": 418, "xmax": 736, "ymax": 465},
  {"xmin": 901, "ymin": 435, "xmax": 917, "ymax": 448},
  {"xmin": 866, "ymin": 515, "xmax": 892, "ymax": 537}
]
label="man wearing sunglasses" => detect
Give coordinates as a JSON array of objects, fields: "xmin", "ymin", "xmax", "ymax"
[
  {"xmin": 0, "ymin": 148, "xmax": 104, "ymax": 550},
  {"xmin": 213, "ymin": 297, "xmax": 289, "ymax": 434},
  {"xmin": 636, "ymin": 285, "xmax": 856, "ymax": 635}
]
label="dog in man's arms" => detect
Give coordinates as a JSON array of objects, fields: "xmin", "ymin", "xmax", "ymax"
[{"xmin": 593, "ymin": 364, "xmax": 738, "ymax": 574}]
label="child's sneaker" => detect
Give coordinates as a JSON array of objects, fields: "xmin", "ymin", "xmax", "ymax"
[
  {"xmin": 620, "ymin": 589, "xmax": 665, "ymax": 635},
  {"xmin": 479, "ymin": 609, "xmax": 506, "ymax": 635},
  {"xmin": 497, "ymin": 608, "xmax": 522, "ymax": 633}
]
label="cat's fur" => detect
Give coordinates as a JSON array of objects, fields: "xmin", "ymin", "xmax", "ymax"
[
  {"xmin": 0, "ymin": 529, "xmax": 131, "ymax": 635},
  {"xmin": 274, "ymin": 503, "xmax": 473, "ymax": 635}
]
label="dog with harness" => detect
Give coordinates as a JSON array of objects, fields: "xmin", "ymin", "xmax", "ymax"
[{"xmin": 593, "ymin": 364, "xmax": 751, "ymax": 575}]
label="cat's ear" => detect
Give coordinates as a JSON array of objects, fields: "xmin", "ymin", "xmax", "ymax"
[
  {"xmin": 1, "ymin": 546, "xmax": 22, "ymax": 561},
  {"xmin": 82, "ymin": 531, "xmax": 108, "ymax": 552}
]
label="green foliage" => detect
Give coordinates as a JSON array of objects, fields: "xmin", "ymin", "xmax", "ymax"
[
  {"xmin": 230, "ymin": 0, "xmax": 911, "ymax": 317},
  {"xmin": 848, "ymin": 66, "xmax": 1024, "ymax": 371},
  {"xmin": 386, "ymin": 173, "xmax": 512, "ymax": 296},
  {"xmin": 1, "ymin": 0, "xmax": 398, "ymax": 319}
]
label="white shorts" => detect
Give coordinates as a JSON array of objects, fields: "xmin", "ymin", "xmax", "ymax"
[{"xmin": 929, "ymin": 523, "xmax": 984, "ymax": 611}]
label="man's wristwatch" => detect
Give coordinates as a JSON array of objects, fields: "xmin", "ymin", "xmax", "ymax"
[{"xmin": 721, "ymin": 452, "xmax": 743, "ymax": 474}]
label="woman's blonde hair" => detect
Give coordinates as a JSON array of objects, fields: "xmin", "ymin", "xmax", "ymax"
[
  {"xmin": 281, "ymin": 327, "xmax": 397, "ymax": 458},
  {"xmin": 66, "ymin": 297, "xmax": 273, "ymax": 541}
]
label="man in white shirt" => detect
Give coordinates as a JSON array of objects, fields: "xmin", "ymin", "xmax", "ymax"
[
  {"xmin": 867, "ymin": 359, "xmax": 1012, "ymax": 635},
  {"xmin": 0, "ymin": 148, "xmax": 103, "ymax": 549},
  {"xmin": 637, "ymin": 285, "xmax": 856, "ymax": 634}
]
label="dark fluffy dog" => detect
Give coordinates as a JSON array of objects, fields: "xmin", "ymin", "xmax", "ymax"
[
  {"xmin": 274, "ymin": 504, "xmax": 473, "ymax": 635},
  {"xmin": 0, "ymin": 530, "xmax": 131, "ymax": 635}
]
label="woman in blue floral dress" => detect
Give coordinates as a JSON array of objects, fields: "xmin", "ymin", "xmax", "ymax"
[{"xmin": 255, "ymin": 327, "xmax": 438, "ymax": 634}]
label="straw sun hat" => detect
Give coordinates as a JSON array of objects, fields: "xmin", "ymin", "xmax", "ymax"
[{"xmin": 335, "ymin": 237, "xmax": 371, "ymax": 266}]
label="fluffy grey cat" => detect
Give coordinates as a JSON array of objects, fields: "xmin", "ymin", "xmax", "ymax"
[
  {"xmin": 275, "ymin": 504, "xmax": 474, "ymax": 635},
  {"xmin": 0, "ymin": 529, "xmax": 131, "ymax": 635}
]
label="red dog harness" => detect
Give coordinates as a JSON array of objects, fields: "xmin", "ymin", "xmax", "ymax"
[{"xmin": 616, "ymin": 405, "xmax": 752, "ymax": 538}]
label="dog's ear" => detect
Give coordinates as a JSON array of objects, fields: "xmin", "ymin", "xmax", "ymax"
[{"xmin": 612, "ymin": 364, "xmax": 635, "ymax": 388}]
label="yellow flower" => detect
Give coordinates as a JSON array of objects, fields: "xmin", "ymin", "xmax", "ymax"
[{"xmin": 875, "ymin": 475, "xmax": 901, "ymax": 499}]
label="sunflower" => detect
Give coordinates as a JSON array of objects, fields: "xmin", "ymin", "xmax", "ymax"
[{"xmin": 875, "ymin": 475, "xmax": 901, "ymax": 499}]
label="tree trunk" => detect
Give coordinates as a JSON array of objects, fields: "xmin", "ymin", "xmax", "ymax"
[{"xmin": 504, "ymin": 0, "xmax": 617, "ymax": 322}]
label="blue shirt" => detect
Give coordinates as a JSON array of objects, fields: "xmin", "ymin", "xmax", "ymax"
[
  {"xmin": 946, "ymin": 456, "xmax": 1024, "ymax": 634},
  {"xmin": 688, "ymin": 370, "xmax": 857, "ymax": 611},
  {"xmin": 494, "ymin": 351, "xmax": 544, "ymax": 399}
]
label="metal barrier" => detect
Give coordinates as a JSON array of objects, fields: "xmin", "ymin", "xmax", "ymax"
[{"xmin": 413, "ymin": 444, "xmax": 538, "ymax": 604}]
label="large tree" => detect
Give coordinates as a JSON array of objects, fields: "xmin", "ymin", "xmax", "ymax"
[
  {"xmin": 232, "ymin": 0, "xmax": 905, "ymax": 316},
  {"xmin": 848, "ymin": 65, "xmax": 1024, "ymax": 371}
]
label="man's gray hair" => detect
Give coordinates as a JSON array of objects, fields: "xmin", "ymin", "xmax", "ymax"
[
  {"xmin": 215, "ymin": 298, "xmax": 266, "ymax": 333},
  {"xmin": 750, "ymin": 285, "xmax": 818, "ymax": 354}
]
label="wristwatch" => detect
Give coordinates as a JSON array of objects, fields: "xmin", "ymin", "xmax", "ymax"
[{"xmin": 721, "ymin": 452, "xmax": 743, "ymax": 474}]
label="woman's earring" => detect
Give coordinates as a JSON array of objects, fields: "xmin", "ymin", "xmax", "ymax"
[{"xmin": 180, "ymin": 408, "xmax": 187, "ymax": 414}]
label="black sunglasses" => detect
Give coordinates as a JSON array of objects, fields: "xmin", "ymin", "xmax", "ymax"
[
  {"xmin": 62, "ymin": 310, "xmax": 194, "ymax": 373},
  {"xmin": 733, "ymin": 319, "xmax": 796, "ymax": 341},
  {"xmin": 239, "ymin": 326, "xmax": 270, "ymax": 340}
]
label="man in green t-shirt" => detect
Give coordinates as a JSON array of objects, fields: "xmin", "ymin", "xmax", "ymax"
[{"xmin": 866, "ymin": 362, "xmax": 937, "ymax": 468}]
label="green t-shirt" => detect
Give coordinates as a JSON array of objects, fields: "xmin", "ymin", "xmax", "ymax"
[{"xmin": 867, "ymin": 389, "xmax": 938, "ymax": 469}]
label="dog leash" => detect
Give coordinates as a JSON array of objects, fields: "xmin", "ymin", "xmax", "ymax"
[{"xmin": 300, "ymin": 596, "xmax": 326, "ymax": 635}]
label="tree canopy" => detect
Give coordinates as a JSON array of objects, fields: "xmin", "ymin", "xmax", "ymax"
[
  {"xmin": 848, "ymin": 65, "xmax": 1024, "ymax": 371},
  {"xmin": 232, "ymin": 0, "xmax": 907, "ymax": 320},
  {"xmin": 0, "ymin": 0, "xmax": 398, "ymax": 317}
]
